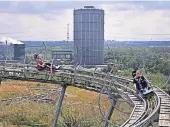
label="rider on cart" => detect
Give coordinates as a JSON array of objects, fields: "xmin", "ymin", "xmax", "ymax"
[
  {"xmin": 34, "ymin": 54, "xmax": 59, "ymax": 71},
  {"xmin": 132, "ymin": 71, "xmax": 151, "ymax": 96}
]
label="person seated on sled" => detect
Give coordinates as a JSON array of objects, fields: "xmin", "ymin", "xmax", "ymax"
[
  {"xmin": 34, "ymin": 54, "xmax": 45, "ymax": 70},
  {"xmin": 132, "ymin": 71, "xmax": 144, "ymax": 94},
  {"xmin": 34, "ymin": 54, "xmax": 60, "ymax": 71},
  {"xmin": 132, "ymin": 71, "xmax": 151, "ymax": 93},
  {"xmin": 140, "ymin": 76, "xmax": 151, "ymax": 91},
  {"xmin": 34, "ymin": 54, "xmax": 52, "ymax": 70}
]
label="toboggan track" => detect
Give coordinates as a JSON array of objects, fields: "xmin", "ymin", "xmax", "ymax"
[{"xmin": 0, "ymin": 63, "xmax": 170, "ymax": 127}]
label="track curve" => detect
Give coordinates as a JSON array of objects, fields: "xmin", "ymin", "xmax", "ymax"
[{"xmin": 0, "ymin": 63, "xmax": 170, "ymax": 127}]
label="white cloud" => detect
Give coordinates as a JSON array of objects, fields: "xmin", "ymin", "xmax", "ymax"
[
  {"xmin": 0, "ymin": 9, "xmax": 73, "ymax": 41},
  {"xmin": 0, "ymin": 2, "xmax": 170, "ymax": 41},
  {"xmin": 100, "ymin": 4, "xmax": 170, "ymax": 41}
]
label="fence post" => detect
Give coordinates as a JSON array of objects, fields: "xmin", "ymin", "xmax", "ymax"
[
  {"xmin": 53, "ymin": 83, "xmax": 68, "ymax": 127},
  {"xmin": 104, "ymin": 95, "xmax": 117, "ymax": 127}
]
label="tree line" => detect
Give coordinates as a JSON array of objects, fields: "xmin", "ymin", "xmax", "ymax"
[{"xmin": 105, "ymin": 46, "xmax": 170, "ymax": 76}]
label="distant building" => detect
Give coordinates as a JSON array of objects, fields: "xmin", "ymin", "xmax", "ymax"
[
  {"xmin": 0, "ymin": 37, "xmax": 25, "ymax": 61},
  {"xmin": 74, "ymin": 6, "xmax": 104, "ymax": 65},
  {"xmin": 14, "ymin": 44, "xmax": 25, "ymax": 61},
  {"xmin": 52, "ymin": 50, "xmax": 73, "ymax": 65}
]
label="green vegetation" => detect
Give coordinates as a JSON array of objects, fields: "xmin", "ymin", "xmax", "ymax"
[
  {"xmin": 25, "ymin": 46, "xmax": 70, "ymax": 63},
  {"xmin": 0, "ymin": 81, "xmax": 132, "ymax": 127},
  {"xmin": 105, "ymin": 46, "xmax": 170, "ymax": 89},
  {"xmin": 1, "ymin": 46, "xmax": 170, "ymax": 126},
  {"xmin": 106, "ymin": 47, "xmax": 170, "ymax": 75}
]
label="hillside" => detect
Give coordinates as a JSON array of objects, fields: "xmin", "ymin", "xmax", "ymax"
[{"xmin": 0, "ymin": 80, "xmax": 132, "ymax": 127}]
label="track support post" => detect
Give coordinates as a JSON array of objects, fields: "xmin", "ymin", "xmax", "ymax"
[
  {"xmin": 104, "ymin": 95, "xmax": 117, "ymax": 127},
  {"xmin": 53, "ymin": 83, "xmax": 68, "ymax": 127}
]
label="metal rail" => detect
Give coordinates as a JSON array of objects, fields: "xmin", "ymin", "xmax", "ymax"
[
  {"xmin": 154, "ymin": 87, "xmax": 170, "ymax": 127},
  {"xmin": 109, "ymin": 76, "xmax": 162, "ymax": 127},
  {"xmin": 1, "ymin": 63, "xmax": 169, "ymax": 127}
]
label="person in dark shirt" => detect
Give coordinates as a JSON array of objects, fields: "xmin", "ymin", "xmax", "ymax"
[
  {"xmin": 132, "ymin": 71, "xmax": 143, "ymax": 93},
  {"xmin": 140, "ymin": 76, "xmax": 151, "ymax": 90},
  {"xmin": 132, "ymin": 70, "xmax": 151, "ymax": 93}
]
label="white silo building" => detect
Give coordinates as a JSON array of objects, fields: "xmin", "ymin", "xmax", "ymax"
[{"xmin": 74, "ymin": 6, "xmax": 104, "ymax": 65}]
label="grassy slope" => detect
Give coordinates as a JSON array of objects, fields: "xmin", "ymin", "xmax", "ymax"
[{"xmin": 0, "ymin": 80, "xmax": 132, "ymax": 127}]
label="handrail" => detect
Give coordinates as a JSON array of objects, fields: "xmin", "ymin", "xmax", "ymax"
[
  {"xmin": 133, "ymin": 92, "xmax": 160, "ymax": 127},
  {"xmin": 120, "ymin": 105, "xmax": 136, "ymax": 127},
  {"xmin": 1, "ymin": 64, "xmax": 162, "ymax": 127}
]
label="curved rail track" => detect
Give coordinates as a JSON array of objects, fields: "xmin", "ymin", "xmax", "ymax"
[{"xmin": 0, "ymin": 63, "xmax": 170, "ymax": 127}]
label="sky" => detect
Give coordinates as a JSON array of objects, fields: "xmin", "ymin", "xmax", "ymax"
[{"xmin": 0, "ymin": 1, "xmax": 170, "ymax": 41}]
